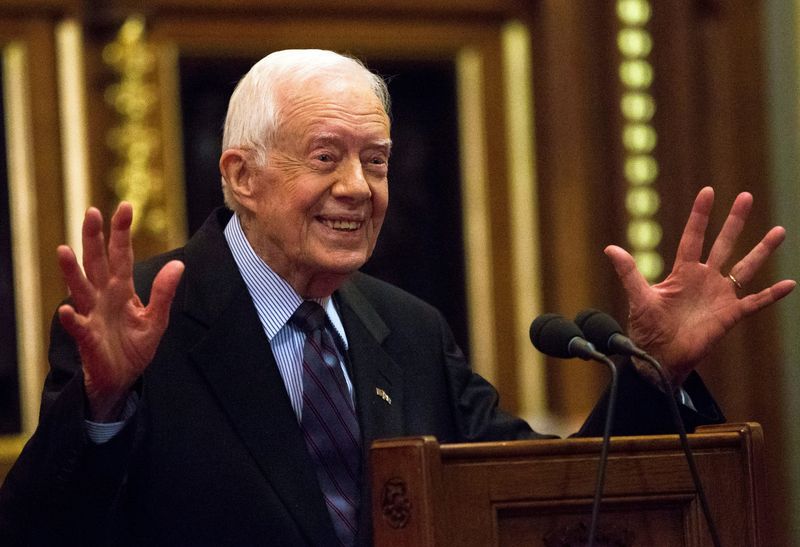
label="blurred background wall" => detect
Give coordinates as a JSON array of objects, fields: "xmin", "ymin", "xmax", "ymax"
[{"xmin": 0, "ymin": 0, "xmax": 797, "ymax": 543}]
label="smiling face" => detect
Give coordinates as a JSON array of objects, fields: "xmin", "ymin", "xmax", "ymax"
[{"xmin": 224, "ymin": 68, "xmax": 391, "ymax": 297}]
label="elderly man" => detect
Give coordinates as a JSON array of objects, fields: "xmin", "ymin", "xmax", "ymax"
[{"xmin": 0, "ymin": 49, "xmax": 794, "ymax": 546}]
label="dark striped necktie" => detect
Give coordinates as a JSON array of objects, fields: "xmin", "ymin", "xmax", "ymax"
[{"xmin": 291, "ymin": 301, "xmax": 361, "ymax": 546}]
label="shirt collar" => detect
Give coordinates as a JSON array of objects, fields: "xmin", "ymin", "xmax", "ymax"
[{"xmin": 223, "ymin": 213, "xmax": 349, "ymax": 348}]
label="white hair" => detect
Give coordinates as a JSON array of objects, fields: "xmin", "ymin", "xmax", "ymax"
[{"xmin": 220, "ymin": 49, "xmax": 391, "ymax": 212}]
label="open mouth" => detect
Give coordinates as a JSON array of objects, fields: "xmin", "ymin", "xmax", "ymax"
[{"xmin": 319, "ymin": 217, "xmax": 363, "ymax": 232}]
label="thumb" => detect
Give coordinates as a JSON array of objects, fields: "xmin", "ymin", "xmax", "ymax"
[
  {"xmin": 604, "ymin": 245, "xmax": 650, "ymax": 304},
  {"xmin": 146, "ymin": 260, "xmax": 185, "ymax": 330}
]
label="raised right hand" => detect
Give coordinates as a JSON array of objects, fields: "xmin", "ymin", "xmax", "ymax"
[{"xmin": 57, "ymin": 203, "xmax": 184, "ymax": 422}]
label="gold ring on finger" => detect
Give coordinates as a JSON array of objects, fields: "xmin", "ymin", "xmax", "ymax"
[{"xmin": 727, "ymin": 272, "xmax": 743, "ymax": 290}]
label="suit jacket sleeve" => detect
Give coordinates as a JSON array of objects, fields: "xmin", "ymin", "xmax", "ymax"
[
  {"xmin": 577, "ymin": 362, "xmax": 725, "ymax": 437},
  {"xmin": 0, "ymin": 312, "xmax": 140, "ymax": 546},
  {"xmin": 434, "ymin": 307, "xmax": 724, "ymax": 441},
  {"xmin": 437, "ymin": 314, "xmax": 556, "ymax": 442},
  {"xmin": 345, "ymin": 272, "xmax": 725, "ymax": 443}
]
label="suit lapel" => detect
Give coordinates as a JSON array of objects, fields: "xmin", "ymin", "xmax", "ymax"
[
  {"xmin": 335, "ymin": 280, "xmax": 407, "ymax": 545},
  {"xmin": 336, "ymin": 280, "xmax": 405, "ymax": 445},
  {"xmin": 180, "ymin": 210, "xmax": 337, "ymax": 545}
]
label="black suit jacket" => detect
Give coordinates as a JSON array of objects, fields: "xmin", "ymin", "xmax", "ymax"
[{"xmin": 0, "ymin": 208, "xmax": 723, "ymax": 546}]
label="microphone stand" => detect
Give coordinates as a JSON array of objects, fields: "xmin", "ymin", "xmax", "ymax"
[
  {"xmin": 586, "ymin": 354, "xmax": 618, "ymax": 547},
  {"xmin": 574, "ymin": 309, "xmax": 722, "ymax": 546}
]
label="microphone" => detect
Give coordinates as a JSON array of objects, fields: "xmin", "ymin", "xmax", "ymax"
[
  {"xmin": 529, "ymin": 313, "xmax": 618, "ymax": 547},
  {"xmin": 574, "ymin": 308, "xmax": 648, "ymax": 359},
  {"xmin": 529, "ymin": 313, "xmax": 606, "ymax": 361},
  {"xmin": 574, "ymin": 309, "xmax": 723, "ymax": 547}
]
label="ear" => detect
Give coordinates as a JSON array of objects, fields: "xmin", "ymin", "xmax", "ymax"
[{"xmin": 220, "ymin": 149, "xmax": 259, "ymax": 210}]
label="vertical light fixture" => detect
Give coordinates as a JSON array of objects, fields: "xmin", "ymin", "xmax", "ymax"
[{"xmin": 617, "ymin": 0, "xmax": 663, "ymax": 281}]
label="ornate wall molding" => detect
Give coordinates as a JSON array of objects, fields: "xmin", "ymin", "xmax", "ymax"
[{"xmin": 103, "ymin": 15, "xmax": 165, "ymax": 236}]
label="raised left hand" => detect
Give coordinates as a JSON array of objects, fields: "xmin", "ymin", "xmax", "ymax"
[
  {"xmin": 604, "ymin": 186, "xmax": 796, "ymax": 385},
  {"xmin": 57, "ymin": 203, "xmax": 184, "ymax": 421}
]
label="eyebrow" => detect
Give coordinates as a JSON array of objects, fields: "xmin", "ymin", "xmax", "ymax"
[
  {"xmin": 307, "ymin": 134, "xmax": 392, "ymax": 153},
  {"xmin": 372, "ymin": 139, "xmax": 393, "ymax": 150},
  {"xmin": 369, "ymin": 139, "xmax": 393, "ymax": 156}
]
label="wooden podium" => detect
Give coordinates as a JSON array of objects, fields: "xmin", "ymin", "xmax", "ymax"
[{"xmin": 370, "ymin": 423, "xmax": 765, "ymax": 546}]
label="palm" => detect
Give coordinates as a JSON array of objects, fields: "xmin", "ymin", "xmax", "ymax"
[
  {"xmin": 605, "ymin": 188, "xmax": 795, "ymax": 384},
  {"xmin": 627, "ymin": 263, "xmax": 740, "ymax": 376},
  {"xmin": 75, "ymin": 286, "xmax": 159, "ymax": 394}
]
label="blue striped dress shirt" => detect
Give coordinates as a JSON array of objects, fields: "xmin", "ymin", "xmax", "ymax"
[{"xmin": 223, "ymin": 213, "xmax": 354, "ymax": 420}]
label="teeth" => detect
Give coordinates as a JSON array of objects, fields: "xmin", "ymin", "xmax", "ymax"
[{"xmin": 322, "ymin": 219, "xmax": 361, "ymax": 231}]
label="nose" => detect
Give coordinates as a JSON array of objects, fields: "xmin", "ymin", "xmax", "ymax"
[{"xmin": 332, "ymin": 156, "xmax": 372, "ymax": 201}]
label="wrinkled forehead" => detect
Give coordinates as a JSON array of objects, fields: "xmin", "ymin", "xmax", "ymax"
[
  {"xmin": 275, "ymin": 66, "xmax": 386, "ymax": 115},
  {"xmin": 271, "ymin": 72, "xmax": 390, "ymax": 142}
]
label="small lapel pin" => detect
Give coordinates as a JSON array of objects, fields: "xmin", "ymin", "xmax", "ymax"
[{"xmin": 375, "ymin": 387, "xmax": 391, "ymax": 405}]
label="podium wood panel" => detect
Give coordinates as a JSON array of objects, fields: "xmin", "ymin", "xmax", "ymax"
[{"xmin": 370, "ymin": 423, "xmax": 764, "ymax": 546}]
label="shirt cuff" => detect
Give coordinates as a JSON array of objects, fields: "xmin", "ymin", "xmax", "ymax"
[
  {"xmin": 85, "ymin": 391, "xmax": 139, "ymax": 444},
  {"xmin": 677, "ymin": 387, "xmax": 697, "ymax": 412}
]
